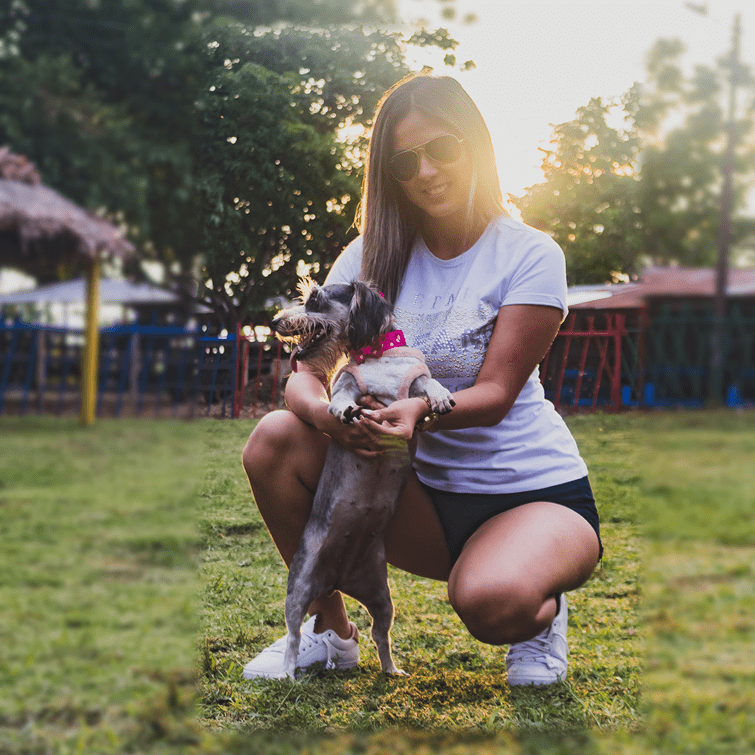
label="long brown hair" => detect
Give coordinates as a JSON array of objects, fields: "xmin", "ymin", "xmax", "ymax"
[{"xmin": 356, "ymin": 72, "xmax": 507, "ymax": 302}]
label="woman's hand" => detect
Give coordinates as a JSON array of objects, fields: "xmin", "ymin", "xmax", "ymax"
[
  {"xmin": 322, "ymin": 410, "xmax": 394, "ymax": 458},
  {"xmin": 283, "ymin": 369, "xmax": 387, "ymax": 458},
  {"xmin": 358, "ymin": 397, "xmax": 428, "ymax": 443}
]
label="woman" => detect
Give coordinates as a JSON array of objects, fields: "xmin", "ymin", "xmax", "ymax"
[{"xmin": 242, "ymin": 73, "xmax": 602, "ymax": 686}]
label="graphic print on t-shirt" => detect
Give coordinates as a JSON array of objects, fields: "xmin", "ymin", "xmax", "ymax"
[{"xmin": 394, "ymin": 296, "xmax": 496, "ymax": 388}]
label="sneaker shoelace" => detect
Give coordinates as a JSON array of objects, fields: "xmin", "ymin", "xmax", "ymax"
[
  {"xmin": 261, "ymin": 626, "xmax": 319, "ymax": 654},
  {"xmin": 507, "ymin": 625, "xmax": 554, "ymax": 663},
  {"xmin": 296, "ymin": 627, "xmax": 339, "ymax": 670}
]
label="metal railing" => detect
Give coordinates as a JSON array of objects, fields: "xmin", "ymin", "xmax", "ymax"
[
  {"xmin": 4, "ymin": 302, "xmax": 754, "ymax": 418},
  {"xmin": 0, "ymin": 319, "xmax": 283, "ymax": 418}
]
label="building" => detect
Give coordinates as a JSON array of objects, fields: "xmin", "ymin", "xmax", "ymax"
[{"xmin": 544, "ymin": 267, "xmax": 755, "ymax": 410}]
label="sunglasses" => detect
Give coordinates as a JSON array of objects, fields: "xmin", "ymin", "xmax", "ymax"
[{"xmin": 388, "ymin": 134, "xmax": 464, "ymax": 182}]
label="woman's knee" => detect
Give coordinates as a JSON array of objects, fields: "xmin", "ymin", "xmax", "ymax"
[
  {"xmin": 241, "ymin": 410, "xmax": 327, "ymax": 489},
  {"xmin": 242, "ymin": 411, "xmax": 291, "ymax": 476},
  {"xmin": 449, "ymin": 572, "xmax": 544, "ymax": 646}
]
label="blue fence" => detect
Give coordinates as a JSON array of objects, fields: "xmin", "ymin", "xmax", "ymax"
[
  {"xmin": 5, "ymin": 306, "xmax": 754, "ymax": 419},
  {"xmin": 0, "ymin": 319, "xmax": 255, "ymax": 418}
]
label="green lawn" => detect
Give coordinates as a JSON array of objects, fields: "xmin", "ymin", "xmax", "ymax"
[
  {"xmin": 637, "ymin": 412, "xmax": 755, "ymax": 754},
  {"xmin": 0, "ymin": 418, "xmax": 205, "ymax": 754},
  {"xmin": 1, "ymin": 411, "xmax": 753, "ymax": 754}
]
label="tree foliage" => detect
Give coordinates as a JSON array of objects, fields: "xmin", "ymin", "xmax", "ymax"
[
  {"xmin": 193, "ymin": 55, "xmax": 359, "ymax": 324},
  {"xmin": 0, "ymin": 0, "xmax": 461, "ymax": 326},
  {"xmin": 512, "ymin": 98, "xmax": 642, "ymax": 284},
  {"xmin": 190, "ymin": 15, "xmax": 459, "ymax": 325},
  {"xmin": 195, "ymin": 0, "xmax": 397, "ymax": 26},
  {"xmin": 515, "ymin": 34, "xmax": 755, "ymax": 284},
  {"xmin": 629, "ymin": 37, "xmax": 755, "ymax": 267}
]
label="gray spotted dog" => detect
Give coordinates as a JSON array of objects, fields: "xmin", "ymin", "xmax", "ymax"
[{"xmin": 269, "ymin": 278, "xmax": 454, "ymax": 679}]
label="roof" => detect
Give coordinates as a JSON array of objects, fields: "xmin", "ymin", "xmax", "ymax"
[
  {"xmin": 0, "ymin": 278, "xmax": 179, "ymax": 306},
  {"xmin": 641, "ymin": 266, "xmax": 755, "ymax": 297},
  {"xmin": 0, "ymin": 180, "xmax": 134, "ymax": 260},
  {"xmin": 567, "ymin": 283, "xmax": 641, "ymax": 308},
  {"xmin": 0, "ymin": 147, "xmax": 134, "ymax": 275},
  {"xmin": 570, "ymin": 266, "xmax": 755, "ymax": 309}
]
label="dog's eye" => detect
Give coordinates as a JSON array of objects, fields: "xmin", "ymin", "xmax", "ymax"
[{"xmin": 307, "ymin": 289, "xmax": 322, "ymax": 311}]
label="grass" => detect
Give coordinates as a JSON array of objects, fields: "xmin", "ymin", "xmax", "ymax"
[
  {"xmin": 0, "ymin": 418, "xmax": 205, "ymax": 754},
  {"xmin": 636, "ymin": 412, "xmax": 755, "ymax": 754},
  {"xmin": 197, "ymin": 415, "xmax": 643, "ymax": 739},
  {"xmin": 1, "ymin": 411, "xmax": 753, "ymax": 753}
]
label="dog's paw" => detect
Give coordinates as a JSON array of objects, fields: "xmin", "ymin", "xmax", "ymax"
[
  {"xmin": 329, "ymin": 400, "xmax": 358, "ymax": 423},
  {"xmin": 329, "ymin": 403, "xmax": 365, "ymax": 424},
  {"xmin": 424, "ymin": 380, "xmax": 456, "ymax": 415},
  {"xmin": 341, "ymin": 405, "xmax": 364, "ymax": 424},
  {"xmin": 435, "ymin": 395, "xmax": 456, "ymax": 415}
]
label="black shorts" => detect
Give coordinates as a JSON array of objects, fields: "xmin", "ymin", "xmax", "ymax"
[{"xmin": 420, "ymin": 476, "xmax": 603, "ymax": 566}]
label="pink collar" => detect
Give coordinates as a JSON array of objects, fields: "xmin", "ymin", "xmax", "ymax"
[{"xmin": 349, "ymin": 329, "xmax": 407, "ymax": 364}]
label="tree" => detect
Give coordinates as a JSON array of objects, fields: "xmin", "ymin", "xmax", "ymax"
[
  {"xmin": 512, "ymin": 97, "xmax": 643, "ymax": 284},
  {"xmin": 627, "ymin": 37, "xmax": 755, "ymax": 267},
  {"xmin": 514, "ymin": 35, "xmax": 755, "ymax": 285},
  {"xmin": 192, "ymin": 57, "xmax": 360, "ymax": 325},
  {"xmin": 183, "ymin": 13, "xmax": 463, "ymax": 329}
]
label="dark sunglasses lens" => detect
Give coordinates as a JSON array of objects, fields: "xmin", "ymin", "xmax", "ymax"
[
  {"xmin": 389, "ymin": 151, "xmax": 418, "ymax": 182},
  {"xmin": 426, "ymin": 135, "xmax": 462, "ymax": 162},
  {"xmin": 388, "ymin": 136, "xmax": 462, "ymax": 181}
]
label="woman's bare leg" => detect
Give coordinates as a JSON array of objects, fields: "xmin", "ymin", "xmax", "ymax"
[
  {"xmin": 384, "ymin": 473, "xmax": 452, "ymax": 581},
  {"xmin": 447, "ymin": 501, "xmax": 601, "ymax": 645}
]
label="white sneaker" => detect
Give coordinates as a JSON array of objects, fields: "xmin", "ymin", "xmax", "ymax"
[
  {"xmin": 242, "ymin": 615, "xmax": 359, "ymax": 680},
  {"xmin": 506, "ymin": 593, "xmax": 568, "ymax": 686}
]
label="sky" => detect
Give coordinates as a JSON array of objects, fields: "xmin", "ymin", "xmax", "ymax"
[{"xmin": 399, "ymin": 0, "xmax": 755, "ymax": 200}]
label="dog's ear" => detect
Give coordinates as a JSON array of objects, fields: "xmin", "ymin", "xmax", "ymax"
[{"xmin": 346, "ymin": 282, "xmax": 393, "ymax": 350}]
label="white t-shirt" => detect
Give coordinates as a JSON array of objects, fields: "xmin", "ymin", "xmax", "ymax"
[{"xmin": 325, "ymin": 215, "xmax": 588, "ymax": 494}]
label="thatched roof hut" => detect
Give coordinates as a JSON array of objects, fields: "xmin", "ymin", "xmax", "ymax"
[
  {"xmin": 0, "ymin": 147, "xmax": 133, "ymax": 276},
  {"xmin": 0, "ymin": 147, "xmax": 135, "ymax": 424}
]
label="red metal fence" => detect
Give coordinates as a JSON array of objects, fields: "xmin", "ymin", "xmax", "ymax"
[
  {"xmin": 233, "ymin": 325, "xmax": 284, "ymax": 418},
  {"xmin": 539, "ymin": 301, "xmax": 755, "ymax": 411},
  {"xmin": 539, "ymin": 312, "xmax": 632, "ymax": 413}
]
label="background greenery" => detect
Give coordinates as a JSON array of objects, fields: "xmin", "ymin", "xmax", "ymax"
[
  {"xmin": 2, "ymin": 411, "xmax": 753, "ymax": 753},
  {"xmin": 3, "ymin": 1, "xmax": 755, "ymax": 324},
  {"xmin": 0, "ymin": 0, "xmax": 461, "ymax": 328}
]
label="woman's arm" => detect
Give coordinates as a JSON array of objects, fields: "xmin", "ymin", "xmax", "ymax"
[{"xmin": 363, "ymin": 304, "xmax": 564, "ymax": 438}]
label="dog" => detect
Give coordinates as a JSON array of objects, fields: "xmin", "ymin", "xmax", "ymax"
[{"xmin": 270, "ymin": 277, "xmax": 454, "ymax": 679}]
